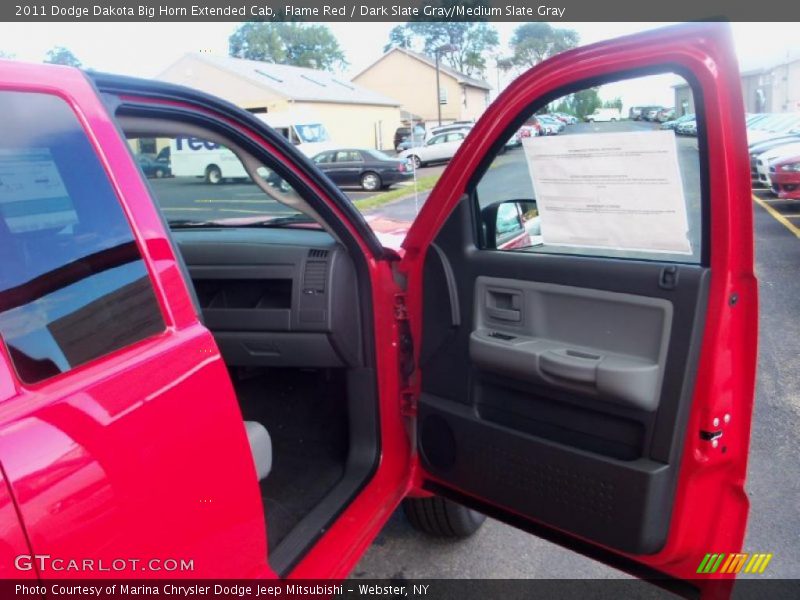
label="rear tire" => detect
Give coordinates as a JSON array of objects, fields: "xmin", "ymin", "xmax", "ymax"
[
  {"xmin": 403, "ymin": 496, "xmax": 486, "ymax": 538},
  {"xmin": 411, "ymin": 155, "xmax": 422, "ymax": 169},
  {"xmin": 205, "ymin": 165, "xmax": 222, "ymax": 185},
  {"xmin": 360, "ymin": 172, "xmax": 381, "ymax": 191}
]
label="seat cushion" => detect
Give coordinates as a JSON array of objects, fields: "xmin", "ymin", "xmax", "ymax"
[{"xmin": 244, "ymin": 420, "xmax": 272, "ymax": 481}]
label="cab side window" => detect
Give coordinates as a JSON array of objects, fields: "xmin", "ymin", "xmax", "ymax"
[{"xmin": 0, "ymin": 91, "xmax": 165, "ymax": 384}]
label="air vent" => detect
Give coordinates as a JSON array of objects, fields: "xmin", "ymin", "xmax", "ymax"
[{"xmin": 303, "ymin": 250, "xmax": 329, "ymax": 293}]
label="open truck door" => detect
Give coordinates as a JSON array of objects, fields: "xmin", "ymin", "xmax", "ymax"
[{"xmin": 402, "ymin": 23, "xmax": 757, "ymax": 597}]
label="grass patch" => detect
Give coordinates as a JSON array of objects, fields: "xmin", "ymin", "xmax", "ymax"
[{"xmin": 353, "ymin": 174, "xmax": 441, "ymax": 212}]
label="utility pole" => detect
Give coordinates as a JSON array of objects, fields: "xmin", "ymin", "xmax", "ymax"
[{"xmin": 435, "ymin": 44, "xmax": 456, "ymax": 126}]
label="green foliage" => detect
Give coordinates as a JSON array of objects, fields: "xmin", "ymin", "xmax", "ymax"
[
  {"xmin": 603, "ymin": 97, "xmax": 623, "ymax": 110},
  {"xmin": 506, "ymin": 23, "xmax": 579, "ymax": 69},
  {"xmin": 553, "ymin": 99, "xmax": 574, "ymax": 116},
  {"xmin": 554, "ymin": 88, "xmax": 602, "ymax": 119},
  {"xmin": 384, "ymin": 18, "xmax": 499, "ymax": 78},
  {"xmin": 44, "ymin": 46, "xmax": 82, "ymax": 67},
  {"xmin": 229, "ymin": 22, "xmax": 347, "ymax": 72},
  {"xmin": 0, "ymin": 50, "xmax": 16, "ymax": 59},
  {"xmin": 384, "ymin": 25, "xmax": 414, "ymax": 53}
]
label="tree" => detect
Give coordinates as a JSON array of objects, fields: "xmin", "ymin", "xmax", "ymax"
[
  {"xmin": 569, "ymin": 88, "xmax": 603, "ymax": 119},
  {"xmin": 603, "ymin": 97, "xmax": 623, "ymax": 110},
  {"xmin": 384, "ymin": 19, "xmax": 499, "ymax": 78},
  {"xmin": 506, "ymin": 23, "xmax": 579, "ymax": 69},
  {"xmin": 229, "ymin": 22, "xmax": 347, "ymax": 72},
  {"xmin": 384, "ymin": 25, "xmax": 414, "ymax": 53},
  {"xmin": 44, "ymin": 46, "xmax": 82, "ymax": 67},
  {"xmin": 0, "ymin": 50, "xmax": 15, "ymax": 59}
]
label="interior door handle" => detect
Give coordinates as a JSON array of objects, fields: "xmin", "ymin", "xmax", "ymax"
[
  {"xmin": 539, "ymin": 350, "xmax": 600, "ymax": 384},
  {"xmin": 486, "ymin": 307, "xmax": 521, "ymax": 322}
]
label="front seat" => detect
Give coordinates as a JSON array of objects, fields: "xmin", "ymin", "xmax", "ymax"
[{"xmin": 244, "ymin": 420, "xmax": 272, "ymax": 481}]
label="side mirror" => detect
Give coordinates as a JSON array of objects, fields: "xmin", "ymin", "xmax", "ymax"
[{"xmin": 481, "ymin": 200, "xmax": 539, "ymax": 250}]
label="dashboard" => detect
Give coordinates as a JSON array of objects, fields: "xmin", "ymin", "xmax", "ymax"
[{"xmin": 174, "ymin": 228, "xmax": 363, "ymax": 368}]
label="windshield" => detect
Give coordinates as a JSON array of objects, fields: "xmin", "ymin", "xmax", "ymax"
[
  {"xmin": 129, "ymin": 135, "xmax": 315, "ymax": 229},
  {"xmin": 294, "ymin": 123, "xmax": 330, "ymax": 143}
]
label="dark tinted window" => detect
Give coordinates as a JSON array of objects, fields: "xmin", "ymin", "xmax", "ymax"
[{"xmin": 0, "ymin": 92, "xmax": 165, "ymax": 384}]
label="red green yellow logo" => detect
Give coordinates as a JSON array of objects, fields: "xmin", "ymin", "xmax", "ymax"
[{"xmin": 697, "ymin": 553, "xmax": 773, "ymax": 574}]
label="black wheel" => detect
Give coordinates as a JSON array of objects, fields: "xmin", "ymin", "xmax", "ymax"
[
  {"xmin": 205, "ymin": 165, "xmax": 222, "ymax": 185},
  {"xmin": 360, "ymin": 172, "xmax": 381, "ymax": 191},
  {"xmin": 410, "ymin": 155, "xmax": 422, "ymax": 169},
  {"xmin": 154, "ymin": 168, "xmax": 165, "ymax": 178},
  {"xmin": 402, "ymin": 496, "xmax": 486, "ymax": 538}
]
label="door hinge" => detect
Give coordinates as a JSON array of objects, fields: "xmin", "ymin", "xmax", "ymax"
[{"xmin": 394, "ymin": 294, "xmax": 417, "ymax": 416}]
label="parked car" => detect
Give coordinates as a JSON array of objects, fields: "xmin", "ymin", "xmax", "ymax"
[
  {"xmin": 550, "ymin": 112, "xmax": 578, "ymax": 124},
  {"xmin": 754, "ymin": 140, "xmax": 800, "ymax": 188},
  {"xmin": 769, "ymin": 154, "xmax": 800, "ymax": 199},
  {"xmin": 398, "ymin": 130, "xmax": 467, "ymax": 168},
  {"xmin": 676, "ymin": 119, "xmax": 698, "ymax": 136},
  {"xmin": 393, "ymin": 125, "xmax": 425, "ymax": 151},
  {"xmin": 425, "ymin": 122, "xmax": 474, "ymax": 141},
  {"xmin": 642, "ymin": 107, "xmax": 667, "ymax": 121},
  {"xmin": 660, "ymin": 113, "xmax": 695, "ymax": 130},
  {"xmin": 0, "ymin": 24, "xmax": 758, "ymax": 590},
  {"xmin": 748, "ymin": 134, "xmax": 800, "ymax": 184},
  {"xmin": 655, "ymin": 108, "xmax": 675, "ymax": 122},
  {"xmin": 585, "ymin": 108, "xmax": 622, "ymax": 122},
  {"xmin": 536, "ymin": 115, "xmax": 565, "ymax": 133},
  {"xmin": 136, "ymin": 153, "xmax": 171, "ymax": 178},
  {"xmin": 630, "ymin": 105, "xmax": 660, "ymax": 121},
  {"xmin": 747, "ymin": 112, "xmax": 800, "ymax": 145},
  {"xmin": 514, "ymin": 124, "xmax": 539, "ymax": 145},
  {"xmin": 312, "ymin": 148, "xmax": 413, "ymax": 191},
  {"xmin": 396, "ymin": 132, "xmax": 426, "ymax": 152}
]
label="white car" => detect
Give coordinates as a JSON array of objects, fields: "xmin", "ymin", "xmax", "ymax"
[
  {"xmin": 747, "ymin": 113, "xmax": 800, "ymax": 145},
  {"xmin": 754, "ymin": 140, "xmax": 800, "ymax": 188},
  {"xmin": 399, "ymin": 130, "xmax": 467, "ymax": 168},
  {"xmin": 585, "ymin": 108, "xmax": 622, "ymax": 122}
]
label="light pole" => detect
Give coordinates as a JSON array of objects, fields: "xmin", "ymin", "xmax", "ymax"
[{"xmin": 434, "ymin": 44, "xmax": 456, "ymax": 126}]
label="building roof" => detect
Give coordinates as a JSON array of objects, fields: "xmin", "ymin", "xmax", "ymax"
[
  {"xmin": 353, "ymin": 47, "xmax": 492, "ymax": 91},
  {"xmin": 166, "ymin": 53, "xmax": 401, "ymax": 107}
]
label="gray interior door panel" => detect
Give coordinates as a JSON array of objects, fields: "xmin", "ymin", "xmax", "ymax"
[
  {"xmin": 470, "ymin": 277, "xmax": 673, "ymax": 411},
  {"xmin": 418, "ymin": 199, "xmax": 709, "ymax": 555}
]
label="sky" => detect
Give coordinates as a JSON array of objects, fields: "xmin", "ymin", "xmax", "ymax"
[{"xmin": 0, "ymin": 21, "xmax": 798, "ymax": 109}]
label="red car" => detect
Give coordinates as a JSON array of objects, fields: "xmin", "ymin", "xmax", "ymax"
[
  {"xmin": 770, "ymin": 154, "xmax": 800, "ymax": 199},
  {"xmin": 0, "ymin": 23, "xmax": 757, "ymax": 595}
]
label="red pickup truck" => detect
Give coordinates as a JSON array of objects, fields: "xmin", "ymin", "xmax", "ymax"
[{"xmin": 0, "ymin": 23, "xmax": 756, "ymax": 595}]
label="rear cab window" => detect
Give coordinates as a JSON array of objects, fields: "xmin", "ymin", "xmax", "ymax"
[{"xmin": 0, "ymin": 92, "xmax": 165, "ymax": 384}]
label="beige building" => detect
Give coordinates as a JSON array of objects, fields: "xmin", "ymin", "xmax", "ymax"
[
  {"xmin": 674, "ymin": 56, "xmax": 800, "ymax": 115},
  {"xmin": 157, "ymin": 53, "xmax": 403, "ymax": 151},
  {"xmin": 352, "ymin": 48, "xmax": 492, "ymax": 126}
]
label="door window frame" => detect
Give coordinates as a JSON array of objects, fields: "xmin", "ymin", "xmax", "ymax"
[{"xmin": 465, "ymin": 65, "xmax": 711, "ymax": 267}]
